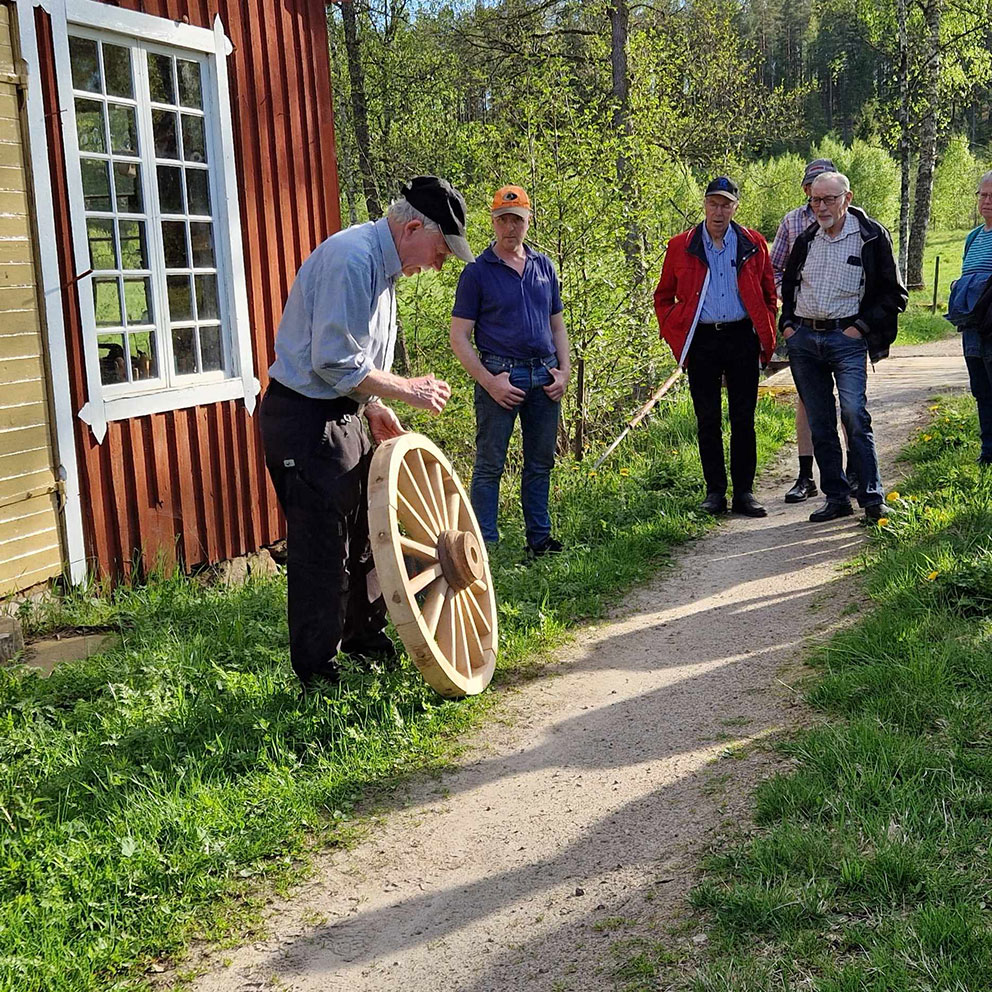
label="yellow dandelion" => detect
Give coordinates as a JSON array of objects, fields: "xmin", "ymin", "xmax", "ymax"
[
  {"xmin": 926, "ymin": 570, "xmax": 940, "ymax": 581},
  {"xmin": 877, "ymin": 517, "xmax": 890, "ymax": 527},
  {"xmin": 923, "ymin": 434, "xmax": 932, "ymax": 441},
  {"xmin": 619, "ymin": 467, "xmax": 630, "ymax": 477},
  {"xmin": 887, "ymin": 491, "xmax": 900, "ymax": 501},
  {"xmin": 588, "ymin": 470, "xmax": 597, "ymax": 478}
]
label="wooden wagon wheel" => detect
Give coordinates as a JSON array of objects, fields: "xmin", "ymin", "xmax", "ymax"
[{"xmin": 368, "ymin": 433, "xmax": 497, "ymax": 698}]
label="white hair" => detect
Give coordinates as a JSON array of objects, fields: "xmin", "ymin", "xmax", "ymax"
[
  {"xmin": 978, "ymin": 171, "xmax": 992, "ymax": 189},
  {"xmin": 811, "ymin": 171, "xmax": 851, "ymax": 193},
  {"xmin": 386, "ymin": 197, "xmax": 440, "ymax": 232}
]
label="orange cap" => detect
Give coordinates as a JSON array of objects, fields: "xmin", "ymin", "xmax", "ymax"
[{"xmin": 491, "ymin": 185, "xmax": 531, "ymax": 217}]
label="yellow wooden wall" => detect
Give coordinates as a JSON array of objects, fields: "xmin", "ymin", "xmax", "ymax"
[{"xmin": 0, "ymin": 2, "xmax": 63, "ymax": 595}]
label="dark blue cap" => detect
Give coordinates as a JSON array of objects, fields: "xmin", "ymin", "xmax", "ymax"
[{"xmin": 704, "ymin": 176, "xmax": 739, "ymax": 201}]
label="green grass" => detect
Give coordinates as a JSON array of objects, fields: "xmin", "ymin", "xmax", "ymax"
[
  {"xmin": 639, "ymin": 395, "xmax": 992, "ymax": 991},
  {"xmin": 898, "ymin": 227, "xmax": 969, "ymax": 347},
  {"xmin": 0, "ymin": 387, "xmax": 793, "ymax": 992}
]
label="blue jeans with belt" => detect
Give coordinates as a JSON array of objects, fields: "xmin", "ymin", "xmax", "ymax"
[
  {"xmin": 471, "ymin": 352, "xmax": 560, "ymax": 546},
  {"xmin": 786, "ymin": 324, "xmax": 884, "ymax": 507}
]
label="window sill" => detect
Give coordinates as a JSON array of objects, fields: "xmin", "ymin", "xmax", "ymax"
[{"xmin": 79, "ymin": 375, "xmax": 260, "ymax": 441}]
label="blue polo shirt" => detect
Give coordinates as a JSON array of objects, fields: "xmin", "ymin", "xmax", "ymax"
[{"xmin": 452, "ymin": 244, "xmax": 563, "ymax": 358}]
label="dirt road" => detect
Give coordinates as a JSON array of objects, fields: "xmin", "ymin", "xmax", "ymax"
[{"xmin": 189, "ymin": 340, "xmax": 969, "ymax": 992}]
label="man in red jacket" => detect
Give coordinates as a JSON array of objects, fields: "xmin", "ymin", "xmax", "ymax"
[{"xmin": 654, "ymin": 177, "xmax": 778, "ymax": 516}]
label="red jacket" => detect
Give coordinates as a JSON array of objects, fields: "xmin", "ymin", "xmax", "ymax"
[{"xmin": 653, "ymin": 222, "xmax": 778, "ymax": 367}]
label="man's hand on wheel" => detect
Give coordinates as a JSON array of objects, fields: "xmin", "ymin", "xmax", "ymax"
[{"xmin": 365, "ymin": 402, "xmax": 407, "ymax": 444}]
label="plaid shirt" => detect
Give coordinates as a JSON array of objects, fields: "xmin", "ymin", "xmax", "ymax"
[
  {"xmin": 795, "ymin": 211, "xmax": 865, "ymax": 320},
  {"xmin": 770, "ymin": 202, "xmax": 816, "ymax": 292}
]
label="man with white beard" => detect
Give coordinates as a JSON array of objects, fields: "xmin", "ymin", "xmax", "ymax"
[{"xmin": 779, "ymin": 171, "xmax": 907, "ymax": 523}]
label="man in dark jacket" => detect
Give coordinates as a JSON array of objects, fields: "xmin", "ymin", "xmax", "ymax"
[
  {"xmin": 654, "ymin": 176, "xmax": 778, "ymax": 517},
  {"xmin": 780, "ymin": 171, "xmax": 908, "ymax": 523}
]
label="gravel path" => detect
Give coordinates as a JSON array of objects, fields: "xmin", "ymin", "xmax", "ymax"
[{"xmin": 187, "ymin": 338, "xmax": 969, "ymax": 992}]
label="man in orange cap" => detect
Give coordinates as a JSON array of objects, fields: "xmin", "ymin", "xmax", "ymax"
[{"xmin": 450, "ymin": 185, "xmax": 571, "ymax": 557}]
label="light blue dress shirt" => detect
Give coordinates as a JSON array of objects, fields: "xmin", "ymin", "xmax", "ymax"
[
  {"xmin": 268, "ymin": 218, "xmax": 403, "ymax": 399},
  {"xmin": 698, "ymin": 223, "xmax": 748, "ymax": 323}
]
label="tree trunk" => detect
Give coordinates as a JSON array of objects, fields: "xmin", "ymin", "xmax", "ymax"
[
  {"xmin": 906, "ymin": 0, "xmax": 942, "ymax": 289},
  {"xmin": 572, "ymin": 355, "xmax": 586, "ymax": 461},
  {"xmin": 335, "ymin": 0, "xmax": 381, "ymax": 220},
  {"xmin": 895, "ymin": 0, "xmax": 910, "ymax": 279},
  {"xmin": 609, "ymin": 0, "xmax": 641, "ymax": 275}
]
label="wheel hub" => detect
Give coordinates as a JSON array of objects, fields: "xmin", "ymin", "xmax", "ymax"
[{"xmin": 436, "ymin": 530, "xmax": 484, "ymax": 591}]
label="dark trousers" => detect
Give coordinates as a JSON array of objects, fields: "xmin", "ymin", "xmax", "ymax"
[
  {"xmin": 259, "ymin": 381, "xmax": 387, "ymax": 686},
  {"xmin": 965, "ymin": 352, "xmax": 992, "ymax": 460},
  {"xmin": 686, "ymin": 322, "xmax": 760, "ymax": 496}
]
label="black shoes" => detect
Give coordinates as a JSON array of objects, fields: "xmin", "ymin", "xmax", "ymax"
[
  {"xmin": 863, "ymin": 502, "xmax": 890, "ymax": 522},
  {"xmin": 808, "ymin": 501, "xmax": 854, "ymax": 522},
  {"xmin": 732, "ymin": 492, "xmax": 767, "ymax": 517},
  {"xmin": 784, "ymin": 475, "xmax": 818, "ymax": 503},
  {"xmin": 527, "ymin": 536, "xmax": 563, "ymax": 558},
  {"xmin": 700, "ymin": 492, "xmax": 728, "ymax": 515}
]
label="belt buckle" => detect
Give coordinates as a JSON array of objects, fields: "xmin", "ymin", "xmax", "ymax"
[{"xmin": 712, "ymin": 320, "xmax": 726, "ymax": 331}]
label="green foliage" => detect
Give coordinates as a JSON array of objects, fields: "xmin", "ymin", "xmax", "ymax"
[
  {"xmin": 735, "ymin": 153, "xmax": 807, "ymax": 239},
  {"xmin": 674, "ymin": 396, "xmax": 992, "ymax": 989},
  {"xmin": 931, "ymin": 135, "xmax": 989, "ymax": 231}
]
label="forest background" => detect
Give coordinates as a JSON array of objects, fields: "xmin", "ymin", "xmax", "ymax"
[{"xmin": 326, "ymin": 0, "xmax": 992, "ymax": 464}]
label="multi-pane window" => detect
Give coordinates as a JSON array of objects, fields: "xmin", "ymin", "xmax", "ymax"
[{"xmin": 68, "ymin": 31, "xmax": 229, "ymax": 393}]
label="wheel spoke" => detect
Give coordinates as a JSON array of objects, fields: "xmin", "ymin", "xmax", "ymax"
[
  {"xmin": 435, "ymin": 585, "xmax": 457, "ymax": 660},
  {"xmin": 423, "ymin": 581, "xmax": 446, "ymax": 636},
  {"xmin": 453, "ymin": 596, "xmax": 471, "ymax": 676},
  {"xmin": 408, "ymin": 562, "xmax": 443, "ymax": 595},
  {"xmin": 445, "ymin": 488, "xmax": 462, "ymax": 531},
  {"xmin": 428, "ymin": 457, "xmax": 450, "ymax": 529},
  {"xmin": 397, "ymin": 489, "xmax": 438, "ymax": 546},
  {"xmin": 459, "ymin": 591, "xmax": 485, "ymax": 669},
  {"xmin": 399, "ymin": 461, "xmax": 441, "ymax": 536},
  {"xmin": 463, "ymin": 583, "xmax": 492, "ymax": 634},
  {"xmin": 399, "ymin": 535, "xmax": 438, "ymax": 563},
  {"xmin": 412, "ymin": 449, "xmax": 446, "ymax": 534}
]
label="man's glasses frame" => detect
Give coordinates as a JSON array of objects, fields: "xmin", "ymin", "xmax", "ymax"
[{"xmin": 809, "ymin": 193, "xmax": 846, "ymax": 207}]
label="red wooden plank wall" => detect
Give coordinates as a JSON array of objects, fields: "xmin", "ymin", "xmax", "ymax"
[{"xmin": 36, "ymin": 0, "xmax": 340, "ymax": 578}]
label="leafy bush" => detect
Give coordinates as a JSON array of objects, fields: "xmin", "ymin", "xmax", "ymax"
[
  {"xmin": 931, "ymin": 135, "xmax": 987, "ymax": 230},
  {"xmin": 736, "ymin": 153, "xmax": 807, "ymax": 239}
]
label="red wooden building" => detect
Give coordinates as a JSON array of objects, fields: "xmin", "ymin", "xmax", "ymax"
[{"xmin": 1, "ymin": 0, "xmax": 338, "ymax": 593}]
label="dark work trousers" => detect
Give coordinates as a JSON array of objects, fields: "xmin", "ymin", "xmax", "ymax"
[
  {"xmin": 259, "ymin": 379, "xmax": 387, "ymax": 686},
  {"xmin": 685, "ymin": 321, "xmax": 760, "ymax": 496}
]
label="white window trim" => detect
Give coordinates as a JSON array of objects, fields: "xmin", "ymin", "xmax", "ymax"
[
  {"xmin": 52, "ymin": 0, "xmax": 258, "ymax": 442},
  {"xmin": 15, "ymin": 0, "xmax": 87, "ymax": 583}
]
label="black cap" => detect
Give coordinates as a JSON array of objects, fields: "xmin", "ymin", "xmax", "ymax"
[
  {"xmin": 801, "ymin": 158, "xmax": 836, "ymax": 186},
  {"xmin": 704, "ymin": 176, "xmax": 739, "ymax": 202},
  {"xmin": 399, "ymin": 176, "xmax": 474, "ymax": 262}
]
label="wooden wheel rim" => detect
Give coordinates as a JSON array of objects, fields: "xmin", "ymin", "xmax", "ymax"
[{"xmin": 368, "ymin": 433, "xmax": 498, "ymax": 697}]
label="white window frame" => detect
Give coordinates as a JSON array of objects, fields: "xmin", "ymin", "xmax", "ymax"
[{"xmin": 51, "ymin": 0, "xmax": 257, "ymax": 442}]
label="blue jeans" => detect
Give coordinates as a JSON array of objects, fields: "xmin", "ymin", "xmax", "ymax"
[
  {"xmin": 787, "ymin": 325, "xmax": 884, "ymax": 506},
  {"xmin": 471, "ymin": 352, "xmax": 560, "ymax": 546},
  {"xmin": 963, "ymin": 330, "xmax": 992, "ymax": 460}
]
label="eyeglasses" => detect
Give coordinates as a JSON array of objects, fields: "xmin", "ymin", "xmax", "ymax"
[
  {"xmin": 809, "ymin": 194, "xmax": 845, "ymax": 207},
  {"xmin": 977, "ymin": 191, "xmax": 992, "ymax": 201}
]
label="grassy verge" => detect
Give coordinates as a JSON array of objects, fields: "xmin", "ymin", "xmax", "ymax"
[
  {"xmin": 899, "ymin": 228, "xmax": 967, "ymax": 346},
  {"xmin": 615, "ymin": 395, "xmax": 992, "ymax": 991},
  {"xmin": 0, "ymin": 389, "xmax": 793, "ymax": 992}
]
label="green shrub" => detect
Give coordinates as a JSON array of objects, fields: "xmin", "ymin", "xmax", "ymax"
[{"xmin": 932, "ymin": 135, "xmax": 986, "ymax": 230}]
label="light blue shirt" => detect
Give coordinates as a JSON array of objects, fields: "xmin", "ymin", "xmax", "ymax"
[
  {"xmin": 699, "ymin": 223, "xmax": 747, "ymax": 323},
  {"xmin": 268, "ymin": 218, "xmax": 402, "ymax": 399}
]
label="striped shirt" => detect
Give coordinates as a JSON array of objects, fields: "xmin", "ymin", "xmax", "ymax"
[
  {"xmin": 795, "ymin": 211, "xmax": 865, "ymax": 320},
  {"xmin": 770, "ymin": 202, "xmax": 816, "ymax": 291},
  {"xmin": 962, "ymin": 225, "xmax": 992, "ymax": 275}
]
